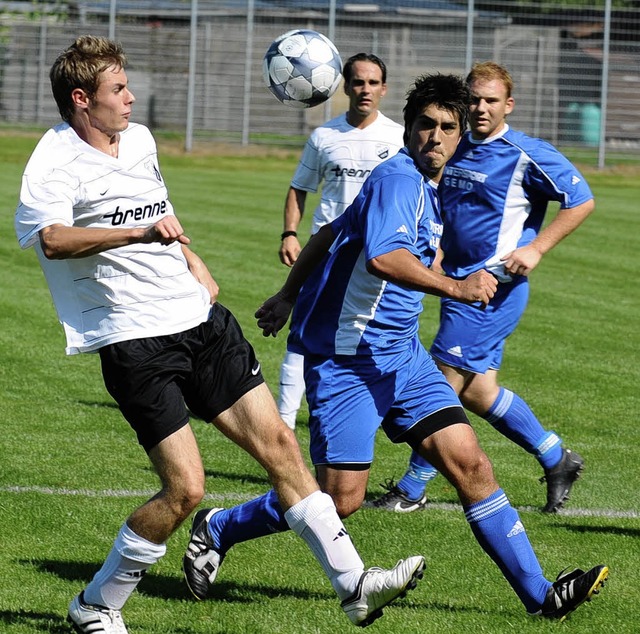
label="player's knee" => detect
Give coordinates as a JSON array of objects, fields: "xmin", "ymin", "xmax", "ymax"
[
  {"xmin": 332, "ymin": 496, "xmax": 361, "ymax": 519},
  {"xmin": 271, "ymin": 422, "xmax": 302, "ymax": 455},
  {"xmin": 320, "ymin": 485, "xmax": 363, "ymax": 519},
  {"xmin": 260, "ymin": 423, "xmax": 307, "ymax": 473},
  {"xmin": 455, "ymin": 450, "xmax": 497, "ymax": 496},
  {"xmin": 467, "ymin": 450, "xmax": 495, "ymax": 483},
  {"xmin": 166, "ymin": 474, "xmax": 206, "ymax": 519}
]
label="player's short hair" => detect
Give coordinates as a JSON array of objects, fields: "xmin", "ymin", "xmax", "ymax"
[
  {"xmin": 402, "ymin": 73, "xmax": 470, "ymax": 144},
  {"xmin": 50, "ymin": 35, "xmax": 127, "ymax": 122},
  {"xmin": 343, "ymin": 52, "xmax": 387, "ymax": 85},
  {"xmin": 466, "ymin": 61, "xmax": 513, "ymax": 98}
]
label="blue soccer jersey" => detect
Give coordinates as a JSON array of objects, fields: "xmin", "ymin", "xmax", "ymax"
[
  {"xmin": 288, "ymin": 148, "xmax": 443, "ymax": 357},
  {"xmin": 440, "ymin": 126, "xmax": 593, "ymax": 281}
]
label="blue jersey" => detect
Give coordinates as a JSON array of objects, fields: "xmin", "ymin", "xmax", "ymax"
[
  {"xmin": 440, "ymin": 126, "xmax": 593, "ymax": 281},
  {"xmin": 288, "ymin": 148, "xmax": 443, "ymax": 357}
]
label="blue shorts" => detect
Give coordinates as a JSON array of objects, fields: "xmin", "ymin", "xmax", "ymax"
[
  {"xmin": 303, "ymin": 336, "xmax": 467, "ymax": 467},
  {"xmin": 430, "ymin": 276, "xmax": 529, "ymax": 374}
]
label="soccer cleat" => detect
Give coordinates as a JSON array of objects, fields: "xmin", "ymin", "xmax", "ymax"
[
  {"xmin": 362, "ymin": 479, "xmax": 427, "ymax": 513},
  {"xmin": 183, "ymin": 507, "xmax": 224, "ymax": 600},
  {"xmin": 340, "ymin": 556, "xmax": 426, "ymax": 627},
  {"xmin": 67, "ymin": 592, "xmax": 128, "ymax": 633},
  {"xmin": 531, "ymin": 565, "xmax": 609, "ymax": 621},
  {"xmin": 540, "ymin": 448, "xmax": 584, "ymax": 513}
]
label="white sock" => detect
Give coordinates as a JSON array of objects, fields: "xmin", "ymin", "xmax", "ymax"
[
  {"xmin": 284, "ymin": 491, "xmax": 364, "ymax": 600},
  {"xmin": 83, "ymin": 522, "xmax": 167, "ymax": 610},
  {"xmin": 277, "ymin": 350, "xmax": 306, "ymax": 429}
]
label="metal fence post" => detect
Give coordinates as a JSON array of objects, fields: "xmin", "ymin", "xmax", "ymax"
[
  {"xmin": 185, "ymin": 0, "xmax": 198, "ymax": 152},
  {"xmin": 242, "ymin": 0, "xmax": 255, "ymax": 146},
  {"xmin": 598, "ymin": 0, "xmax": 612, "ymax": 169}
]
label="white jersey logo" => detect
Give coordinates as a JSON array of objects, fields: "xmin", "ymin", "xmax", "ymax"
[
  {"xmin": 396, "ymin": 224, "xmax": 409, "ymax": 234},
  {"xmin": 571, "ymin": 175, "xmax": 581, "ymax": 185},
  {"xmin": 447, "ymin": 345, "xmax": 463, "ymax": 358}
]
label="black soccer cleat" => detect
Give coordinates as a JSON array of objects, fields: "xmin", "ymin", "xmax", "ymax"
[
  {"xmin": 531, "ymin": 565, "xmax": 609, "ymax": 621},
  {"xmin": 182, "ymin": 508, "xmax": 224, "ymax": 600},
  {"xmin": 540, "ymin": 448, "xmax": 584, "ymax": 513},
  {"xmin": 362, "ymin": 479, "xmax": 427, "ymax": 513}
]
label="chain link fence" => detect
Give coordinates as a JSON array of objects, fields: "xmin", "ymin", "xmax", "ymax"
[{"xmin": 1, "ymin": 1, "xmax": 638, "ymax": 165}]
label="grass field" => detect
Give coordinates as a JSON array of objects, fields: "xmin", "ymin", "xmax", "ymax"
[{"xmin": 0, "ymin": 132, "xmax": 638, "ymax": 633}]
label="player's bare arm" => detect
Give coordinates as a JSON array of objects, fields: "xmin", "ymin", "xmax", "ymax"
[
  {"xmin": 279, "ymin": 186, "xmax": 307, "ymax": 267},
  {"xmin": 39, "ymin": 216, "xmax": 190, "ymax": 259},
  {"xmin": 182, "ymin": 245, "xmax": 219, "ymax": 304},
  {"xmin": 501, "ymin": 199, "xmax": 594, "ymax": 276},
  {"xmin": 368, "ymin": 248, "xmax": 497, "ymax": 306},
  {"xmin": 431, "ymin": 246, "xmax": 445, "ymax": 275},
  {"xmin": 258, "ymin": 223, "xmax": 335, "ymax": 336}
]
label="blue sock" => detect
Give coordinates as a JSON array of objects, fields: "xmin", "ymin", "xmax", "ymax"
[
  {"xmin": 396, "ymin": 450, "xmax": 439, "ymax": 501},
  {"xmin": 208, "ymin": 489, "xmax": 289, "ymax": 556},
  {"xmin": 483, "ymin": 388, "xmax": 563, "ymax": 469},
  {"xmin": 465, "ymin": 489, "xmax": 551, "ymax": 612}
]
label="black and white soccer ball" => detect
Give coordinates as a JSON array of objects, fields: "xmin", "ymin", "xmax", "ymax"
[{"xmin": 262, "ymin": 29, "xmax": 343, "ymax": 109}]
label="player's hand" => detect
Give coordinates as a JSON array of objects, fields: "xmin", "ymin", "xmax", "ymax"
[
  {"xmin": 458, "ymin": 270, "xmax": 497, "ymax": 307},
  {"xmin": 255, "ymin": 292, "xmax": 294, "ymax": 337},
  {"xmin": 279, "ymin": 235, "xmax": 302, "ymax": 267},
  {"xmin": 142, "ymin": 216, "xmax": 191, "ymax": 246},
  {"xmin": 501, "ymin": 244, "xmax": 542, "ymax": 277}
]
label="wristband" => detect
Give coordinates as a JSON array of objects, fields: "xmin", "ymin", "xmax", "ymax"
[{"xmin": 281, "ymin": 231, "xmax": 297, "ymax": 240}]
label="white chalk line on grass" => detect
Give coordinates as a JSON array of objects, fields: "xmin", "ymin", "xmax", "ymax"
[{"xmin": 1, "ymin": 484, "xmax": 638, "ymax": 519}]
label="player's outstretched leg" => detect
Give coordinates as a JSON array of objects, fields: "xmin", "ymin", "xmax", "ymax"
[
  {"xmin": 531, "ymin": 565, "xmax": 609, "ymax": 621},
  {"xmin": 540, "ymin": 448, "xmax": 584, "ymax": 513},
  {"xmin": 341, "ymin": 556, "xmax": 426, "ymax": 627},
  {"xmin": 183, "ymin": 494, "xmax": 426, "ymax": 627},
  {"xmin": 67, "ymin": 592, "xmax": 128, "ymax": 634}
]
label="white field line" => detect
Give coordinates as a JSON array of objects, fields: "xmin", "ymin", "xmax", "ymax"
[{"xmin": 1, "ymin": 484, "xmax": 638, "ymax": 519}]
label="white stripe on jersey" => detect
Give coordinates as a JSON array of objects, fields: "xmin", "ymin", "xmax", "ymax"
[
  {"xmin": 484, "ymin": 151, "xmax": 530, "ymax": 281},
  {"xmin": 334, "ymin": 250, "xmax": 387, "ymax": 355}
]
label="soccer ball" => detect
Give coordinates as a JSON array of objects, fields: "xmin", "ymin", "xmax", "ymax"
[{"xmin": 263, "ymin": 29, "xmax": 343, "ymax": 109}]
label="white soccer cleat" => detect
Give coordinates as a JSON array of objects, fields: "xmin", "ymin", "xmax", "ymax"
[
  {"xmin": 340, "ymin": 555, "xmax": 426, "ymax": 627},
  {"xmin": 67, "ymin": 592, "xmax": 128, "ymax": 633}
]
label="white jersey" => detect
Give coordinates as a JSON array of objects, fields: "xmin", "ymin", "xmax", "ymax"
[
  {"xmin": 291, "ymin": 111, "xmax": 404, "ymax": 234},
  {"xmin": 15, "ymin": 122, "xmax": 211, "ymax": 355}
]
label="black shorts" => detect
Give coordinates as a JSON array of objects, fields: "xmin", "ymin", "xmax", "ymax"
[{"xmin": 99, "ymin": 303, "xmax": 264, "ymax": 452}]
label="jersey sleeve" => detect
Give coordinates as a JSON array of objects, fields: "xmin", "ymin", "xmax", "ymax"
[
  {"xmin": 15, "ymin": 168, "xmax": 77, "ymax": 249},
  {"xmin": 523, "ymin": 141, "xmax": 593, "ymax": 209},
  {"xmin": 290, "ymin": 134, "xmax": 323, "ymax": 193},
  {"xmin": 359, "ymin": 173, "xmax": 423, "ymax": 261}
]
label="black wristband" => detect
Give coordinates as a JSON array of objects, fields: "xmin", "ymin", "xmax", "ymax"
[{"xmin": 281, "ymin": 231, "xmax": 297, "ymax": 240}]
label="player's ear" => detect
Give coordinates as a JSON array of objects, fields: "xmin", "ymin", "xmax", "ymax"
[
  {"xmin": 505, "ymin": 96, "xmax": 515, "ymax": 116},
  {"xmin": 71, "ymin": 88, "xmax": 90, "ymax": 110},
  {"xmin": 380, "ymin": 82, "xmax": 388, "ymax": 97}
]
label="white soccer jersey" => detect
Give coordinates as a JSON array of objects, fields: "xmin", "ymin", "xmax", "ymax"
[
  {"xmin": 15, "ymin": 122, "xmax": 211, "ymax": 355},
  {"xmin": 291, "ymin": 111, "xmax": 404, "ymax": 234}
]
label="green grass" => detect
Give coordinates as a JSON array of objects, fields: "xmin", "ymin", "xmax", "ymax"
[{"xmin": 1, "ymin": 134, "xmax": 638, "ymax": 633}]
